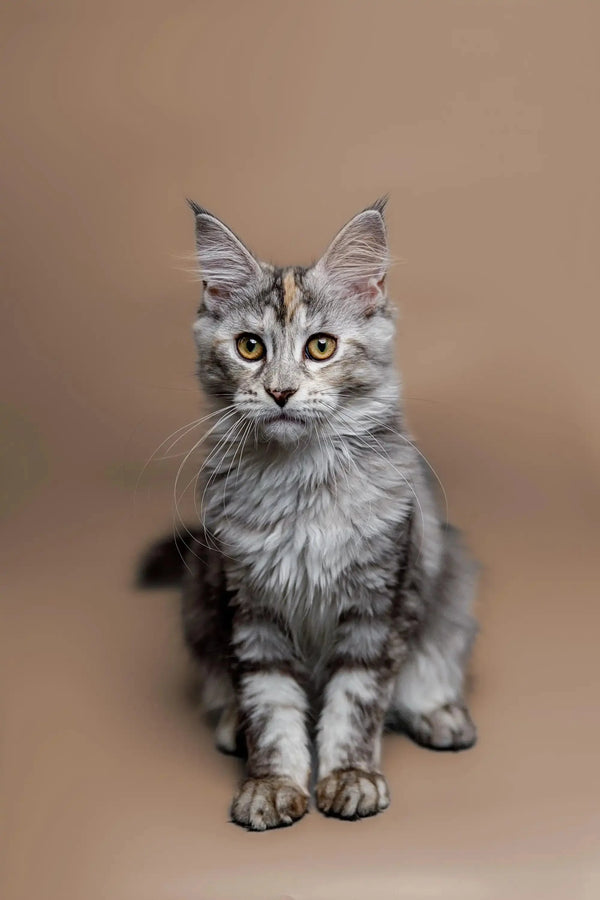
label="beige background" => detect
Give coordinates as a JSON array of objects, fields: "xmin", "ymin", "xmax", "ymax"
[{"xmin": 1, "ymin": 2, "xmax": 599, "ymax": 898}]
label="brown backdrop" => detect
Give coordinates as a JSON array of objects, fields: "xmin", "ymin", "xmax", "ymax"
[{"xmin": 1, "ymin": 2, "xmax": 599, "ymax": 898}]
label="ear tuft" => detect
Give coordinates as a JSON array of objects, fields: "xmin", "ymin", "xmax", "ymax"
[
  {"xmin": 369, "ymin": 195, "xmax": 389, "ymax": 216},
  {"xmin": 186, "ymin": 197, "xmax": 211, "ymax": 217}
]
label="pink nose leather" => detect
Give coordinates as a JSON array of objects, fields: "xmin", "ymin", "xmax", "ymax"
[{"xmin": 266, "ymin": 388, "xmax": 297, "ymax": 408}]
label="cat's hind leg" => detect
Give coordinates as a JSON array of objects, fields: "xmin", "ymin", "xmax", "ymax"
[
  {"xmin": 388, "ymin": 525, "xmax": 479, "ymax": 751},
  {"xmin": 181, "ymin": 540, "xmax": 244, "ymax": 754}
]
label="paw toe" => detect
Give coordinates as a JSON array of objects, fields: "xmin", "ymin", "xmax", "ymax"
[
  {"xmin": 230, "ymin": 777, "xmax": 308, "ymax": 831},
  {"xmin": 316, "ymin": 768, "xmax": 390, "ymax": 820},
  {"xmin": 409, "ymin": 703, "xmax": 477, "ymax": 751}
]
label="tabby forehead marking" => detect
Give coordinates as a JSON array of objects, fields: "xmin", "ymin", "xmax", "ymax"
[{"xmin": 282, "ymin": 268, "xmax": 301, "ymax": 322}]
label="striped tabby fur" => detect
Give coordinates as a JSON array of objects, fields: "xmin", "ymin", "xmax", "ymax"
[{"xmin": 145, "ymin": 200, "xmax": 479, "ymax": 830}]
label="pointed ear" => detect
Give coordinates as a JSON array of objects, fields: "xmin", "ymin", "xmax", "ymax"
[
  {"xmin": 313, "ymin": 199, "xmax": 390, "ymax": 311},
  {"xmin": 187, "ymin": 201, "xmax": 262, "ymax": 305}
]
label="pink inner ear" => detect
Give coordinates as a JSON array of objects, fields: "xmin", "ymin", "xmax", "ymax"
[
  {"xmin": 352, "ymin": 275, "xmax": 386, "ymax": 315},
  {"xmin": 361, "ymin": 275, "xmax": 386, "ymax": 300}
]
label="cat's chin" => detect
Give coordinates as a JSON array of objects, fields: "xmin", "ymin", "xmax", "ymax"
[{"xmin": 259, "ymin": 412, "xmax": 308, "ymax": 443}]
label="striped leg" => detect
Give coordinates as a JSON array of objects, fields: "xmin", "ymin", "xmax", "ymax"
[
  {"xmin": 388, "ymin": 523, "xmax": 478, "ymax": 750},
  {"xmin": 315, "ymin": 614, "xmax": 400, "ymax": 819},
  {"xmin": 229, "ymin": 611, "xmax": 310, "ymax": 831}
]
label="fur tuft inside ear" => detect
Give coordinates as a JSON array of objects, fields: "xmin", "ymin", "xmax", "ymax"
[
  {"xmin": 188, "ymin": 201, "xmax": 262, "ymax": 304},
  {"xmin": 313, "ymin": 203, "xmax": 390, "ymax": 311}
]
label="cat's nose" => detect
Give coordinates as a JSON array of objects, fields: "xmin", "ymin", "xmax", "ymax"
[{"xmin": 266, "ymin": 387, "xmax": 297, "ymax": 408}]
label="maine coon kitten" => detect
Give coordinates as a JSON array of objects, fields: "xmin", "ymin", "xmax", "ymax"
[{"xmin": 140, "ymin": 199, "xmax": 479, "ymax": 831}]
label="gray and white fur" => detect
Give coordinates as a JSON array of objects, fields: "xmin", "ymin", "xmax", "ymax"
[{"xmin": 141, "ymin": 199, "xmax": 479, "ymax": 830}]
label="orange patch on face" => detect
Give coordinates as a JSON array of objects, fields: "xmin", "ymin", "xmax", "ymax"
[{"xmin": 282, "ymin": 269, "xmax": 300, "ymax": 321}]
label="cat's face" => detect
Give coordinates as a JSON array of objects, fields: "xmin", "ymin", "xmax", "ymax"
[{"xmin": 191, "ymin": 201, "xmax": 397, "ymax": 444}]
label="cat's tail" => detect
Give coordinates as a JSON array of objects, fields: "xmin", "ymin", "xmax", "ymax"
[{"xmin": 136, "ymin": 531, "xmax": 201, "ymax": 588}]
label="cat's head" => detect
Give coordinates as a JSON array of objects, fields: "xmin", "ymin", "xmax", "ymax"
[{"xmin": 190, "ymin": 200, "xmax": 398, "ymax": 444}]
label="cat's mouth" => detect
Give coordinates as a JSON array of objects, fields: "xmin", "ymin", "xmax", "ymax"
[{"xmin": 263, "ymin": 411, "xmax": 307, "ymax": 427}]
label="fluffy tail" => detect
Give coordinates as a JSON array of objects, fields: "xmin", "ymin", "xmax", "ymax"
[{"xmin": 136, "ymin": 530, "xmax": 201, "ymax": 588}]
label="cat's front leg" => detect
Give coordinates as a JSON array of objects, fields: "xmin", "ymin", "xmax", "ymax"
[
  {"xmin": 316, "ymin": 614, "xmax": 401, "ymax": 820},
  {"xmin": 229, "ymin": 606, "xmax": 310, "ymax": 831}
]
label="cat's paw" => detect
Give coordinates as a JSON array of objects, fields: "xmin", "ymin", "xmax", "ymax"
[
  {"xmin": 230, "ymin": 776, "xmax": 308, "ymax": 831},
  {"xmin": 407, "ymin": 703, "xmax": 477, "ymax": 751},
  {"xmin": 316, "ymin": 768, "xmax": 390, "ymax": 820}
]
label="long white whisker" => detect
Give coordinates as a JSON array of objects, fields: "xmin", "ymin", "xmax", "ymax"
[
  {"xmin": 176, "ymin": 412, "xmax": 241, "ymax": 509},
  {"xmin": 197, "ymin": 418, "xmax": 248, "ymax": 553},
  {"xmin": 174, "ymin": 410, "xmax": 239, "ymax": 509},
  {"xmin": 172, "ymin": 409, "xmax": 239, "ymax": 561},
  {"xmin": 186, "ymin": 417, "xmax": 246, "ymax": 556},
  {"xmin": 135, "ymin": 404, "xmax": 236, "ymax": 498},
  {"xmin": 199, "ymin": 417, "xmax": 248, "ymax": 531}
]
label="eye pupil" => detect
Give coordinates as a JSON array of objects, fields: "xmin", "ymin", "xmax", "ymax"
[
  {"xmin": 306, "ymin": 334, "xmax": 337, "ymax": 361},
  {"xmin": 237, "ymin": 333, "xmax": 265, "ymax": 360}
]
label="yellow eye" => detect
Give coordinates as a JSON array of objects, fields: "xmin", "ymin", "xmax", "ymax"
[
  {"xmin": 305, "ymin": 334, "xmax": 337, "ymax": 361},
  {"xmin": 236, "ymin": 333, "xmax": 265, "ymax": 361}
]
